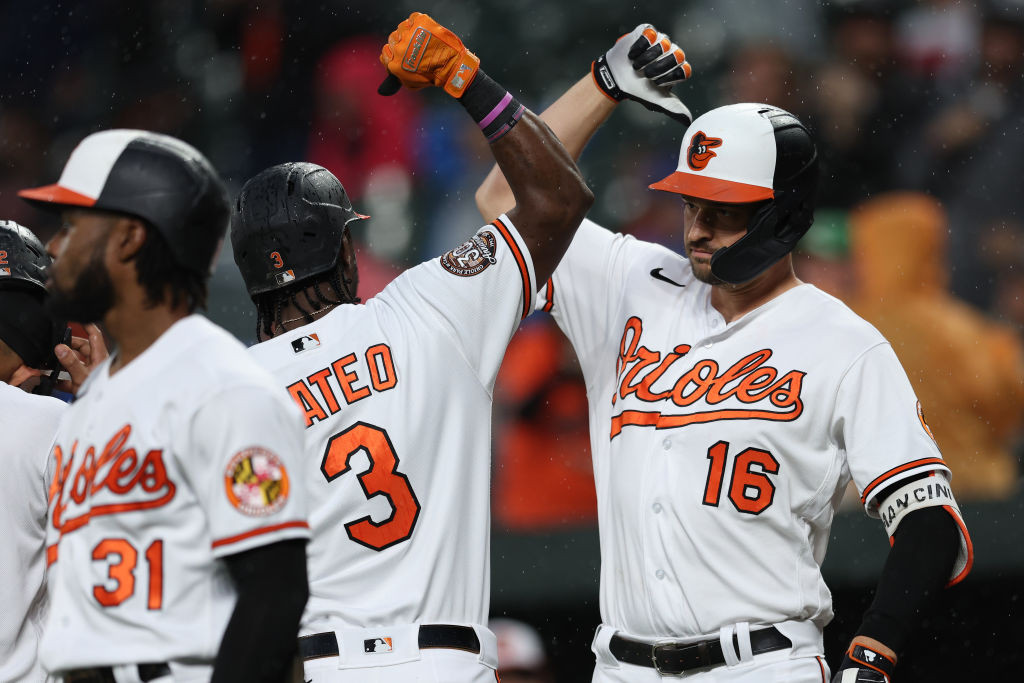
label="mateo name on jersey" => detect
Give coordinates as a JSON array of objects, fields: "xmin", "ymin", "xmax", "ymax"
[
  {"xmin": 611, "ymin": 317, "xmax": 806, "ymax": 439},
  {"xmin": 285, "ymin": 341, "xmax": 398, "ymax": 428}
]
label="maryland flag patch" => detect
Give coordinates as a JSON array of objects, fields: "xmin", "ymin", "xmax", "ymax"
[{"xmin": 224, "ymin": 447, "xmax": 290, "ymax": 516}]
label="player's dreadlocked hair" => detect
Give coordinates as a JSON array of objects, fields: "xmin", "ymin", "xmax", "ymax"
[
  {"xmin": 254, "ymin": 265, "xmax": 358, "ymax": 342},
  {"xmin": 135, "ymin": 221, "xmax": 208, "ymax": 312}
]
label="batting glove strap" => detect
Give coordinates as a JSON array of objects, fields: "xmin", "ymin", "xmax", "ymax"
[
  {"xmin": 831, "ymin": 644, "xmax": 896, "ymax": 683},
  {"xmin": 591, "ymin": 23, "xmax": 693, "ymax": 125}
]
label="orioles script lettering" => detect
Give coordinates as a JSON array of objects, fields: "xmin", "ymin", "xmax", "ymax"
[
  {"xmin": 610, "ymin": 317, "xmax": 806, "ymax": 438},
  {"xmin": 49, "ymin": 424, "xmax": 177, "ymax": 536}
]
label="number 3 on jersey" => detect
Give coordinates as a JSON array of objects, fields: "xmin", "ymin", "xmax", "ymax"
[{"xmin": 321, "ymin": 422, "xmax": 421, "ymax": 551}]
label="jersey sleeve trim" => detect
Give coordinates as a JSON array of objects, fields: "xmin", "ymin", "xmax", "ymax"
[
  {"xmin": 492, "ymin": 216, "xmax": 535, "ymax": 320},
  {"xmin": 860, "ymin": 457, "xmax": 948, "ymax": 505},
  {"xmin": 211, "ymin": 520, "xmax": 310, "ymax": 550},
  {"xmin": 942, "ymin": 504, "xmax": 974, "ymax": 586},
  {"xmin": 541, "ymin": 277, "xmax": 554, "ymax": 313}
]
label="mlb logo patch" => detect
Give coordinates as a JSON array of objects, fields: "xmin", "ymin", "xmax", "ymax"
[
  {"xmin": 364, "ymin": 637, "xmax": 393, "ymax": 653},
  {"xmin": 274, "ymin": 269, "xmax": 296, "ymax": 286},
  {"xmin": 0, "ymin": 267, "xmax": 10, "ymax": 276},
  {"xmin": 291, "ymin": 333, "xmax": 320, "ymax": 353}
]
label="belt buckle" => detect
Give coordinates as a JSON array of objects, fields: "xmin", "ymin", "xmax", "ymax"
[{"xmin": 651, "ymin": 639, "xmax": 708, "ymax": 677}]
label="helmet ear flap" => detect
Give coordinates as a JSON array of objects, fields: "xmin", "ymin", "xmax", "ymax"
[
  {"xmin": 709, "ymin": 202, "xmax": 779, "ymax": 284},
  {"xmin": 774, "ymin": 166, "xmax": 818, "ymax": 243},
  {"xmin": 752, "ymin": 201, "xmax": 778, "ymax": 238}
]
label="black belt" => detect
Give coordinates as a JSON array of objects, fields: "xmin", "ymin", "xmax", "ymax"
[
  {"xmin": 299, "ymin": 624, "xmax": 480, "ymax": 661},
  {"xmin": 609, "ymin": 626, "xmax": 792, "ymax": 676},
  {"xmin": 62, "ymin": 663, "xmax": 171, "ymax": 683}
]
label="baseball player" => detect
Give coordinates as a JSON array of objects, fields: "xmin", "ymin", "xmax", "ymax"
[
  {"xmin": 476, "ymin": 24, "xmax": 971, "ymax": 683},
  {"xmin": 19, "ymin": 130, "xmax": 312, "ymax": 683},
  {"xmin": 229, "ymin": 12, "xmax": 591, "ymax": 683},
  {"xmin": 0, "ymin": 220, "xmax": 70, "ymax": 683}
]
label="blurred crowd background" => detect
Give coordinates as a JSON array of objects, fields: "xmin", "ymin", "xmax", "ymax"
[{"xmin": 3, "ymin": 0, "xmax": 1023, "ymax": 677}]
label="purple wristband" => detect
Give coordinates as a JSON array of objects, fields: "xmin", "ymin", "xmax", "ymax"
[
  {"xmin": 459, "ymin": 69, "xmax": 525, "ymax": 143},
  {"xmin": 479, "ymin": 92, "xmax": 514, "ymax": 129},
  {"xmin": 485, "ymin": 104, "xmax": 526, "ymax": 143}
]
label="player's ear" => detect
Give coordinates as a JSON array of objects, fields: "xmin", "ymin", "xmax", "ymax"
[{"xmin": 113, "ymin": 216, "xmax": 148, "ymax": 263}]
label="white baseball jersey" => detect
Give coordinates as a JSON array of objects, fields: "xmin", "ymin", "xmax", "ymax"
[
  {"xmin": 40, "ymin": 315, "xmax": 310, "ymax": 672},
  {"xmin": 247, "ymin": 215, "xmax": 535, "ymax": 634},
  {"xmin": 541, "ymin": 219, "xmax": 970, "ymax": 640},
  {"xmin": 0, "ymin": 382, "xmax": 66, "ymax": 683}
]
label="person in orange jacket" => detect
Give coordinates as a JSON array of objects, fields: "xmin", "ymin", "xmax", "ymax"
[{"xmin": 848, "ymin": 191, "xmax": 1024, "ymax": 500}]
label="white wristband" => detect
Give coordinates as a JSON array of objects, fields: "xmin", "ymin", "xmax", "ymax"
[
  {"xmin": 877, "ymin": 473, "xmax": 972, "ymax": 585},
  {"xmin": 878, "ymin": 474, "xmax": 958, "ymax": 537}
]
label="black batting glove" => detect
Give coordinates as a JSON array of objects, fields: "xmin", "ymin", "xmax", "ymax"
[{"xmin": 831, "ymin": 643, "xmax": 896, "ymax": 683}]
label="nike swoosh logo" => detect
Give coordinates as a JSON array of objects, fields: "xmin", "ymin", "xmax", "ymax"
[{"xmin": 650, "ymin": 268, "xmax": 685, "ymax": 287}]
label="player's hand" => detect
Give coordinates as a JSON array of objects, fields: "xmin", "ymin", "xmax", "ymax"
[
  {"xmin": 10, "ymin": 364, "xmax": 43, "ymax": 392},
  {"xmin": 378, "ymin": 12, "xmax": 480, "ymax": 98},
  {"xmin": 831, "ymin": 643, "xmax": 896, "ymax": 683},
  {"xmin": 592, "ymin": 23, "xmax": 693, "ymax": 124},
  {"xmin": 54, "ymin": 323, "xmax": 108, "ymax": 395}
]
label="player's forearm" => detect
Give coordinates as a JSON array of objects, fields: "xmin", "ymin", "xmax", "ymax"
[
  {"xmin": 214, "ymin": 540, "xmax": 309, "ymax": 682},
  {"xmin": 485, "ymin": 103, "xmax": 593, "ymax": 282},
  {"xmin": 476, "ymin": 74, "xmax": 614, "ymax": 222},
  {"xmin": 853, "ymin": 505, "xmax": 959, "ymax": 656}
]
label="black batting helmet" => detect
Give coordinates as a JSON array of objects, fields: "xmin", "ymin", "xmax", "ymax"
[
  {"xmin": 0, "ymin": 221, "xmax": 68, "ymax": 371},
  {"xmin": 19, "ymin": 129, "xmax": 230, "ymax": 275},
  {"xmin": 650, "ymin": 103, "xmax": 818, "ymax": 284},
  {"xmin": 231, "ymin": 162, "xmax": 367, "ymax": 299},
  {"xmin": 0, "ymin": 220, "xmax": 49, "ymax": 295}
]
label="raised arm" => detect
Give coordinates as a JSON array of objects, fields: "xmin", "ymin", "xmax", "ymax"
[
  {"xmin": 476, "ymin": 23, "xmax": 693, "ymax": 224},
  {"xmin": 476, "ymin": 77, "xmax": 613, "ymax": 225},
  {"xmin": 379, "ymin": 12, "xmax": 593, "ymax": 284}
]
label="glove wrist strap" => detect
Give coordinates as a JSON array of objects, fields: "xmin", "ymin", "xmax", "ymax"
[
  {"xmin": 846, "ymin": 643, "xmax": 896, "ymax": 680},
  {"xmin": 591, "ymin": 54, "xmax": 624, "ymax": 102},
  {"xmin": 459, "ymin": 70, "xmax": 525, "ymax": 142}
]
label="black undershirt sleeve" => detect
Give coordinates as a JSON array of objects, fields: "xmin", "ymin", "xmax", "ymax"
[
  {"xmin": 212, "ymin": 539, "xmax": 309, "ymax": 683},
  {"xmin": 854, "ymin": 480, "xmax": 960, "ymax": 654}
]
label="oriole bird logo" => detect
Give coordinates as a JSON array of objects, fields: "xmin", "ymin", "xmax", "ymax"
[{"xmin": 686, "ymin": 131, "xmax": 723, "ymax": 171}]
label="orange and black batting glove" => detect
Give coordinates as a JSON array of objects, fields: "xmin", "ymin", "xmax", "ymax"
[
  {"xmin": 592, "ymin": 23, "xmax": 693, "ymax": 125},
  {"xmin": 379, "ymin": 12, "xmax": 480, "ymax": 98},
  {"xmin": 831, "ymin": 643, "xmax": 896, "ymax": 682}
]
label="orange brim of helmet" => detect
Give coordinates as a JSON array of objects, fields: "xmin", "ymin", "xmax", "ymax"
[
  {"xmin": 17, "ymin": 184, "xmax": 96, "ymax": 208},
  {"xmin": 649, "ymin": 171, "xmax": 774, "ymax": 203},
  {"xmin": 18, "ymin": 184, "xmax": 97, "ymax": 208}
]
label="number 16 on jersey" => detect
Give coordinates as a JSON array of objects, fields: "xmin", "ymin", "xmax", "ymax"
[{"xmin": 703, "ymin": 440, "xmax": 780, "ymax": 515}]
